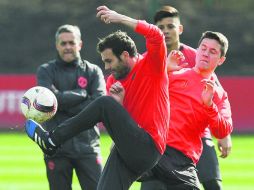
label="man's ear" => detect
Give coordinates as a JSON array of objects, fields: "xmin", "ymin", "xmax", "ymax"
[
  {"xmin": 78, "ymin": 40, "xmax": 83, "ymax": 51},
  {"xmin": 121, "ymin": 51, "xmax": 130, "ymax": 60},
  {"xmin": 179, "ymin": 24, "xmax": 183, "ymax": 35},
  {"xmin": 218, "ymin": 56, "xmax": 226, "ymax": 66}
]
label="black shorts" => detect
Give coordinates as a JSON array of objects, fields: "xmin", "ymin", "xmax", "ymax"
[
  {"xmin": 196, "ymin": 137, "xmax": 221, "ymax": 183},
  {"xmin": 140, "ymin": 146, "xmax": 201, "ymax": 190}
]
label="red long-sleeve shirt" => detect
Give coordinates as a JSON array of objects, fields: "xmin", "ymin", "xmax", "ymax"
[
  {"xmin": 167, "ymin": 69, "xmax": 233, "ymax": 163},
  {"xmin": 179, "ymin": 43, "xmax": 223, "ymax": 138},
  {"xmin": 179, "ymin": 43, "xmax": 196, "ymax": 68},
  {"xmin": 106, "ymin": 21, "xmax": 169, "ymax": 154}
]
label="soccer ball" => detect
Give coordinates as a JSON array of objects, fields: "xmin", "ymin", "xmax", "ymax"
[{"xmin": 20, "ymin": 86, "xmax": 58, "ymax": 123}]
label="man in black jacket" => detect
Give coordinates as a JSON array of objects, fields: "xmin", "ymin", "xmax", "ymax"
[{"xmin": 36, "ymin": 24, "xmax": 106, "ymax": 190}]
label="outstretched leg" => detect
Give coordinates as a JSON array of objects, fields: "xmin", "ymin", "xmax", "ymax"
[
  {"xmin": 25, "ymin": 96, "xmax": 160, "ymax": 173},
  {"xmin": 51, "ymin": 96, "xmax": 160, "ymax": 174}
]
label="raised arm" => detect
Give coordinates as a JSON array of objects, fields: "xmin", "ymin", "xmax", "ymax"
[
  {"xmin": 96, "ymin": 5, "xmax": 137, "ymax": 30},
  {"xmin": 97, "ymin": 5, "xmax": 167, "ymax": 74}
]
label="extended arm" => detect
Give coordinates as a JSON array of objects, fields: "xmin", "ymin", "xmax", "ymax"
[{"xmin": 217, "ymin": 134, "xmax": 232, "ymax": 158}]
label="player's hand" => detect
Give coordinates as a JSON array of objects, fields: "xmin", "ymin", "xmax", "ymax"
[
  {"xmin": 167, "ymin": 50, "xmax": 188, "ymax": 72},
  {"xmin": 96, "ymin": 5, "xmax": 137, "ymax": 29},
  {"xmin": 96, "ymin": 5, "xmax": 121, "ymax": 24},
  {"xmin": 201, "ymin": 78, "xmax": 215, "ymax": 107},
  {"xmin": 217, "ymin": 135, "xmax": 232, "ymax": 158},
  {"xmin": 109, "ymin": 81, "xmax": 125, "ymax": 105}
]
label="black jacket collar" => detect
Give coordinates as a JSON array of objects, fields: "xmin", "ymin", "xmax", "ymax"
[{"xmin": 56, "ymin": 55, "xmax": 81, "ymax": 67}]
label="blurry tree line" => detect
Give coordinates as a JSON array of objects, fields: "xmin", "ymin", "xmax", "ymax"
[{"xmin": 0, "ymin": 0, "xmax": 253, "ymax": 75}]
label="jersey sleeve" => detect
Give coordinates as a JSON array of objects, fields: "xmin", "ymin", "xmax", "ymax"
[
  {"xmin": 135, "ymin": 20, "xmax": 167, "ymax": 74},
  {"xmin": 206, "ymin": 91, "xmax": 233, "ymax": 139}
]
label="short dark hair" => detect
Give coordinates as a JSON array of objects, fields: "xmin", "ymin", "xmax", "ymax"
[
  {"xmin": 97, "ymin": 30, "xmax": 137, "ymax": 59},
  {"xmin": 153, "ymin": 6, "xmax": 180, "ymax": 24},
  {"xmin": 198, "ymin": 31, "xmax": 229, "ymax": 57}
]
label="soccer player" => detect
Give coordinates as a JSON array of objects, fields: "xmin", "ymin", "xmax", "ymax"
[
  {"xmin": 140, "ymin": 6, "xmax": 232, "ymax": 190},
  {"xmin": 36, "ymin": 24, "xmax": 106, "ymax": 190},
  {"xmin": 25, "ymin": 5, "xmax": 169, "ymax": 190},
  {"xmin": 139, "ymin": 30, "xmax": 233, "ymax": 189}
]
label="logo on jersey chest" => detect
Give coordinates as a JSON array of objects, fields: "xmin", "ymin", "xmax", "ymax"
[{"xmin": 78, "ymin": 76, "xmax": 88, "ymax": 88}]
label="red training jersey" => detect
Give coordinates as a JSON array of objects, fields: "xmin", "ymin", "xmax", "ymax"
[
  {"xmin": 179, "ymin": 43, "xmax": 221, "ymax": 138},
  {"xmin": 167, "ymin": 69, "xmax": 233, "ymax": 163},
  {"xmin": 106, "ymin": 21, "xmax": 169, "ymax": 154},
  {"xmin": 179, "ymin": 43, "xmax": 196, "ymax": 68}
]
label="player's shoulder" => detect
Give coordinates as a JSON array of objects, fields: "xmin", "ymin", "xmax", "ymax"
[
  {"xmin": 83, "ymin": 60, "xmax": 98, "ymax": 68},
  {"xmin": 77, "ymin": 60, "xmax": 104, "ymax": 81},
  {"xmin": 36, "ymin": 60, "xmax": 57, "ymax": 76},
  {"xmin": 39, "ymin": 59, "xmax": 57, "ymax": 69},
  {"xmin": 212, "ymin": 73, "xmax": 228, "ymax": 99},
  {"xmin": 169, "ymin": 68, "xmax": 193, "ymax": 84},
  {"xmin": 172, "ymin": 68, "xmax": 192, "ymax": 76},
  {"xmin": 82, "ymin": 60, "xmax": 102, "ymax": 72},
  {"xmin": 180, "ymin": 43, "xmax": 196, "ymax": 53}
]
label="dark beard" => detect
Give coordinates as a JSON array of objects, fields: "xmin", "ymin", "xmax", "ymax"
[{"xmin": 113, "ymin": 66, "xmax": 130, "ymax": 80}]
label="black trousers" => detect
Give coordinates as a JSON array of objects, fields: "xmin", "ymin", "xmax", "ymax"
[
  {"xmin": 140, "ymin": 146, "xmax": 201, "ymax": 190},
  {"xmin": 140, "ymin": 137, "xmax": 222, "ymax": 190},
  {"xmin": 44, "ymin": 153, "xmax": 102, "ymax": 190},
  {"xmin": 51, "ymin": 96, "xmax": 161, "ymax": 190},
  {"xmin": 196, "ymin": 138, "xmax": 222, "ymax": 190}
]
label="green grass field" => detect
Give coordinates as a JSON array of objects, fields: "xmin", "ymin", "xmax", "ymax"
[{"xmin": 0, "ymin": 132, "xmax": 254, "ymax": 190}]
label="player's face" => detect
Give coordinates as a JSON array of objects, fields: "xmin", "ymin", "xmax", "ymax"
[
  {"xmin": 100, "ymin": 48, "xmax": 130, "ymax": 80},
  {"xmin": 56, "ymin": 32, "xmax": 82, "ymax": 63},
  {"xmin": 156, "ymin": 17, "xmax": 183, "ymax": 49},
  {"xmin": 195, "ymin": 38, "xmax": 225, "ymax": 74}
]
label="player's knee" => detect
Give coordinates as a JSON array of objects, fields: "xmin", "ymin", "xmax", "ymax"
[{"xmin": 202, "ymin": 179, "xmax": 222, "ymax": 190}]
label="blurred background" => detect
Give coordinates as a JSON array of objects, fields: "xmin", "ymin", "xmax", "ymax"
[
  {"xmin": 0, "ymin": 0, "xmax": 253, "ymax": 75},
  {"xmin": 0, "ymin": 0, "xmax": 254, "ymax": 189},
  {"xmin": 0, "ymin": 0, "xmax": 253, "ymax": 132}
]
